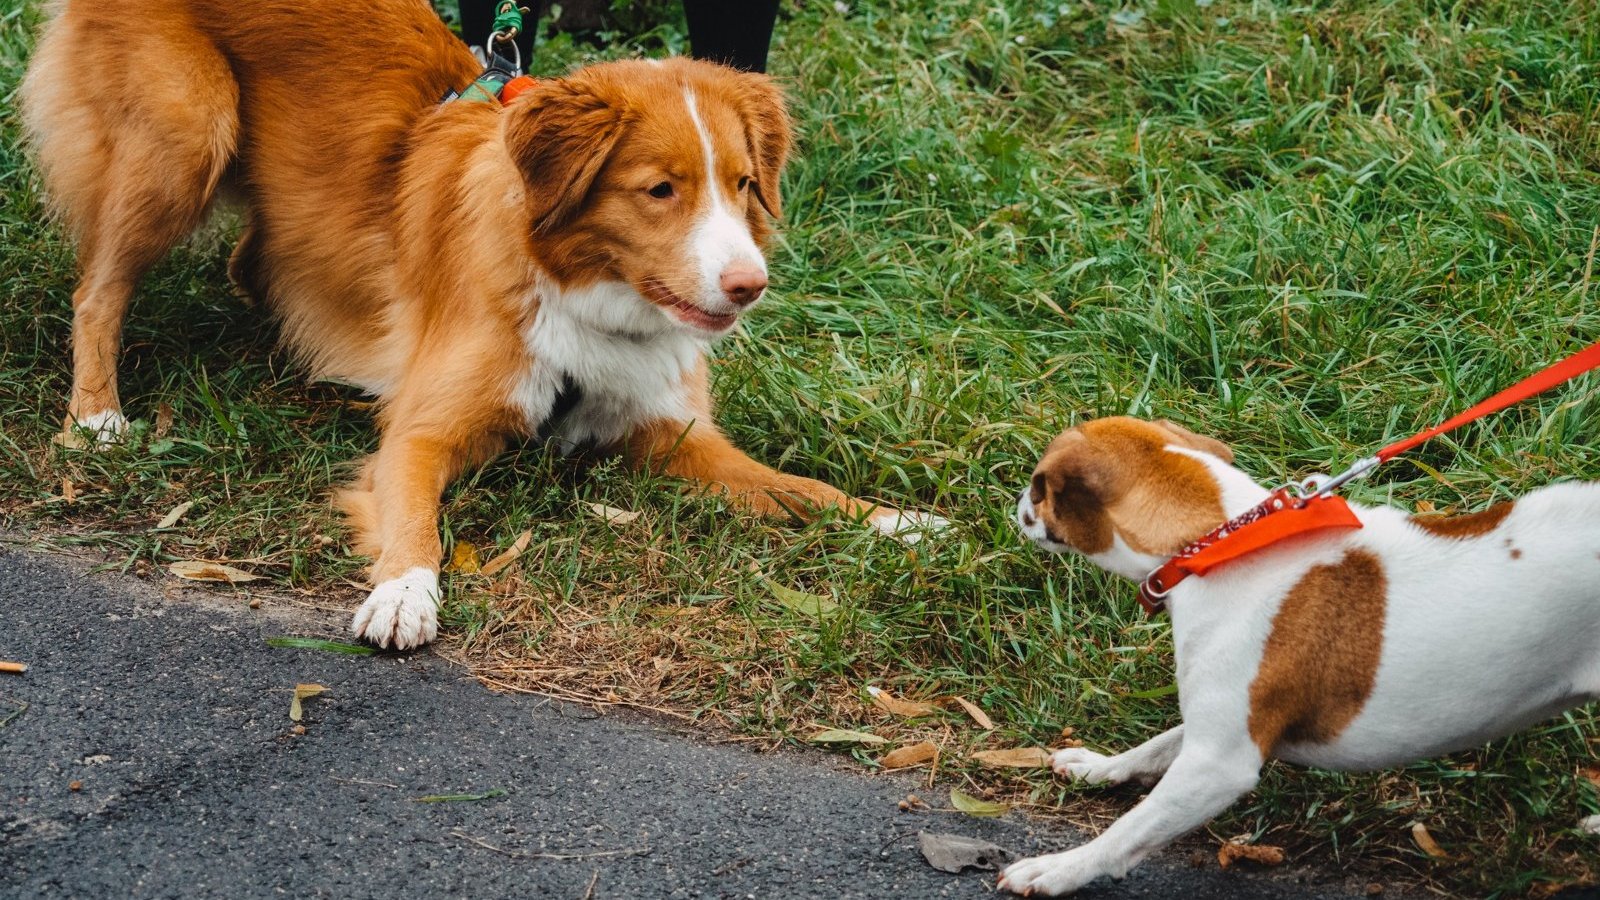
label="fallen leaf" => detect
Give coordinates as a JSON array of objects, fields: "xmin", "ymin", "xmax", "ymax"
[
  {"xmin": 154, "ymin": 402, "xmax": 174, "ymax": 438},
  {"xmin": 1411, "ymin": 822, "xmax": 1451, "ymax": 859},
  {"xmin": 1217, "ymin": 842, "xmax": 1286, "ymax": 869},
  {"xmin": 1415, "ymin": 499, "xmax": 1436, "ymax": 514},
  {"xmin": 1581, "ymin": 766, "xmax": 1600, "ymax": 791},
  {"xmin": 444, "ymin": 542, "xmax": 482, "ymax": 574},
  {"xmin": 264, "ymin": 637, "xmax": 377, "ymax": 656},
  {"xmin": 949, "ymin": 788, "xmax": 1009, "ymax": 817},
  {"xmin": 479, "ymin": 530, "xmax": 532, "ymax": 577},
  {"xmin": 882, "ymin": 741, "xmax": 939, "ymax": 769},
  {"xmin": 586, "ymin": 502, "xmax": 641, "ymax": 525},
  {"xmin": 918, "ymin": 831, "xmax": 1014, "ymax": 873},
  {"xmin": 413, "ymin": 789, "xmax": 507, "ymax": 803},
  {"xmin": 154, "ymin": 500, "xmax": 193, "ymax": 530},
  {"xmin": 868, "ymin": 686, "xmax": 936, "ymax": 718},
  {"xmin": 767, "ymin": 582, "xmax": 839, "ymax": 618},
  {"xmin": 971, "ymin": 747, "xmax": 1052, "ymax": 769},
  {"xmin": 169, "ymin": 560, "xmax": 261, "ymax": 584},
  {"xmin": 950, "ymin": 696, "xmax": 994, "ymax": 730},
  {"xmin": 810, "ymin": 728, "xmax": 887, "ymax": 745},
  {"xmin": 62, "ymin": 478, "xmax": 76, "ymax": 504},
  {"xmin": 288, "ymin": 683, "xmax": 328, "ymax": 722}
]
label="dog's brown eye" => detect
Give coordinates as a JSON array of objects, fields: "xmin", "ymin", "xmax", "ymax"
[
  {"xmin": 647, "ymin": 181, "xmax": 674, "ymax": 199},
  {"xmin": 737, "ymin": 176, "xmax": 752, "ymax": 192}
]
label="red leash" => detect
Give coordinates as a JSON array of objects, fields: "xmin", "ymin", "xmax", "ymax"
[{"xmin": 1138, "ymin": 338, "xmax": 1600, "ymax": 614}]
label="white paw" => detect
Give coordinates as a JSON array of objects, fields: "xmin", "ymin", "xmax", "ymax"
[
  {"xmin": 1052, "ymin": 747, "xmax": 1123, "ymax": 785},
  {"xmin": 350, "ymin": 568, "xmax": 439, "ymax": 650},
  {"xmin": 60, "ymin": 410, "xmax": 129, "ymax": 448},
  {"xmin": 868, "ymin": 509, "xmax": 951, "ymax": 545},
  {"xmin": 1580, "ymin": 814, "xmax": 1600, "ymax": 835},
  {"xmin": 998, "ymin": 849, "xmax": 1104, "ymax": 897}
]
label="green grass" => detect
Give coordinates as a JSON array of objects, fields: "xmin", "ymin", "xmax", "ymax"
[{"xmin": 5, "ymin": 0, "xmax": 1600, "ymax": 893}]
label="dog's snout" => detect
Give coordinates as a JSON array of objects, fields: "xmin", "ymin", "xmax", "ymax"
[{"xmin": 720, "ymin": 265, "xmax": 767, "ymax": 307}]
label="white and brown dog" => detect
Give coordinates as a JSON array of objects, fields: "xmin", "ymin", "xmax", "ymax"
[
  {"xmin": 1002, "ymin": 415, "xmax": 1600, "ymax": 895},
  {"xmin": 21, "ymin": 1, "xmax": 941, "ymax": 651}
]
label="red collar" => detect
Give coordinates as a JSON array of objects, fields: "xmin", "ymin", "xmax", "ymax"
[
  {"xmin": 1135, "ymin": 337, "xmax": 1600, "ymax": 615},
  {"xmin": 1137, "ymin": 489, "xmax": 1363, "ymax": 614}
]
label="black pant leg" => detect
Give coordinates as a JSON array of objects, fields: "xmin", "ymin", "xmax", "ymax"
[{"xmin": 683, "ymin": 0, "xmax": 780, "ymax": 73}]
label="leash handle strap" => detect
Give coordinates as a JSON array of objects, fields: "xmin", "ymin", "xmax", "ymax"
[{"xmin": 1376, "ymin": 339, "xmax": 1600, "ymax": 462}]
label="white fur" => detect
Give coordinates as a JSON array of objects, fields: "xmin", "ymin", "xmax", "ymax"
[
  {"xmin": 350, "ymin": 567, "xmax": 439, "ymax": 650},
  {"xmin": 684, "ymin": 89, "xmax": 765, "ymax": 309},
  {"xmin": 515, "ymin": 277, "xmax": 706, "ymax": 449},
  {"xmin": 1003, "ymin": 443, "xmax": 1600, "ymax": 896},
  {"xmin": 68, "ymin": 409, "xmax": 129, "ymax": 446},
  {"xmin": 868, "ymin": 509, "xmax": 952, "ymax": 544}
]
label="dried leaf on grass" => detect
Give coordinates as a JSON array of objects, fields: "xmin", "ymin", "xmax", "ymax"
[
  {"xmin": 154, "ymin": 501, "xmax": 193, "ymax": 530},
  {"xmin": 61, "ymin": 478, "xmax": 76, "ymax": 504},
  {"xmin": 1217, "ymin": 841, "xmax": 1285, "ymax": 869},
  {"xmin": 811, "ymin": 728, "xmax": 887, "ymax": 745},
  {"xmin": 154, "ymin": 402, "xmax": 174, "ymax": 439},
  {"xmin": 767, "ymin": 582, "xmax": 839, "ymax": 618},
  {"xmin": 444, "ymin": 542, "xmax": 482, "ymax": 574},
  {"xmin": 1412, "ymin": 822, "xmax": 1452, "ymax": 859},
  {"xmin": 949, "ymin": 696, "xmax": 994, "ymax": 730},
  {"xmin": 289, "ymin": 683, "xmax": 327, "ymax": 722},
  {"xmin": 918, "ymin": 831, "xmax": 1014, "ymax": 873},
  {"xmin": 586, "ymin": 502, "xmax": 641, "ymax": 525},
  {"xmin": 971, "ymin": 747, "xmax": 1051, "ymax": 768},
  {"xmin": 949, "ymin": 788, "xmax": 1009, "ymax": 817},
  {"xmin": 868, "ymin": 686, "xmax": 936, "ymax": 717},
  {"xmin": 882, "ymin": 741, "xmax": 939, "ymax": 769},
  {"xmin": 480, "ymin": 531, "xmax": 532, "ymax": 577},
  {"xmin": 170, "ymin": 560, "xmax": 260, "ymax": 584}
]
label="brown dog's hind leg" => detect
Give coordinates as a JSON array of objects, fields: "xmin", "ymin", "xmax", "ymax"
[{"xmin": 21, "ymin": 9, "xmax": 240, "ymax": 443}]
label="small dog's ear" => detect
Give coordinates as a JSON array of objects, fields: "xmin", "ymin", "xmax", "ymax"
[
  {"xmin": 1155, "ymin": 419, "xmax": 1234, "ymax": 463},
  {"xmin": 503, "ymin": 79, "xmax": 623, "ymax": 235},
  {"xmin": 728, "ymin": 71, "xmax": 790, "ymax": 233}
]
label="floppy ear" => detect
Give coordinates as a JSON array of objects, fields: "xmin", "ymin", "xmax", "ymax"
[
  {"xmin": 731, "ymin": 72, "xmax": 791, "ymax": 227},
  {"xmin": 502, "ymin": 79, "xmax": 623, "ymax": 235},
  {"xmin": 1155, "ymin": 419, "xmax": 1235, "ymax": 463},
  {"xmin": 1032, "ymin": 435, "xmax": 1121, "ymax": 553}
]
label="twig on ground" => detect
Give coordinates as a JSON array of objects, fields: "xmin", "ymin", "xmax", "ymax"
[
  {"xmin": 0, "ymin": 661, "xmax": 28, "ymax": 675},
  {"xmin": 579, "ymin": 870, "xmax": 600, "ymax": 900},
  {"xmin": 449, "ymin": 829, "xmax": 650, "ymax": 861}
]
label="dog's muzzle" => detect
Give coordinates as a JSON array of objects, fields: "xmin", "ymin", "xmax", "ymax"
[{"xmin": 1016, "ymin": 490, "xmax": 1071, "ymax": 553}]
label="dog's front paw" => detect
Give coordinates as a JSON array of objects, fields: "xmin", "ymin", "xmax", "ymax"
[
  {"xmin": 1052, "ymin": 747, "xmax": 1125, "ymax": 785},
  {"xmin": 351, "ymin": 568, "xmax": 439, "ymax": 650},
  {"xmin": 868, "ymin": 509, "xmax": 951, "ymax": 545},
  {"xmin": 57, "ymin": 410, "xmax": 129, "ymax": 449},
  {"xmin": 998, "ymin": 849, "xmax": 1104, "ymax": 896}
]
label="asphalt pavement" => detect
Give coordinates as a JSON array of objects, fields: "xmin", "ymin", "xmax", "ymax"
[{"xmin": 0, "ymin": 543, "xmax": 1369, "ymax": 899}]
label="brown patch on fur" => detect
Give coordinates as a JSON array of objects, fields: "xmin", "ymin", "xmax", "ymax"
[
  {"xmin": 1410, "ymin": 501, "xmax": 1514, "ymax": 539},
  {"xmin": 1248, "ymin": 549, "xmax": 1387, "ymax": 755},
  {"xmin": 1028, "ymin": 417, "xmax": 1230, "ymax": 557},
  {"xmin": 1510, "ymin": 547, "xmax": 1523, "ymax": 560}
]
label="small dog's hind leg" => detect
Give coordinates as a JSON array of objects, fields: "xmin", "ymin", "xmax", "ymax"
[
  {"xmin": 1053, "ymin": 725, "xmax": 1183, "ymax": 786},
  {"xmin": 1001, "ymin": 739, "xmax": 1261, "ymax": 896}
]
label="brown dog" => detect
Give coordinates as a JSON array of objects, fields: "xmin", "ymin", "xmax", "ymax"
[{"xmin": 21, "ymin": 1, "xmax": 942, "ymax": 648}]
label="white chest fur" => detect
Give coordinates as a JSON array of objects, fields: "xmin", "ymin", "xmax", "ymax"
[{"xmin": 513, "ymin": 280, "xmax": 706, "ymax": 449}]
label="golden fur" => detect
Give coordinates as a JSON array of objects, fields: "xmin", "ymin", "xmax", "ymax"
[{"xmin": 22, "ymin": 0, "xmax": 929, "ymax": 647}]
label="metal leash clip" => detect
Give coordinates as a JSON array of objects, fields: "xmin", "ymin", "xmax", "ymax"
[{"xmin": 1290, "ymin": 455, "xmax": 1382, "ymax": 504}]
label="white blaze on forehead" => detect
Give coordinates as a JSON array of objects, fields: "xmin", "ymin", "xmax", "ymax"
[{"xmin": 683, "ymin": 88, "xmax": 764, "ymax": 302}]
